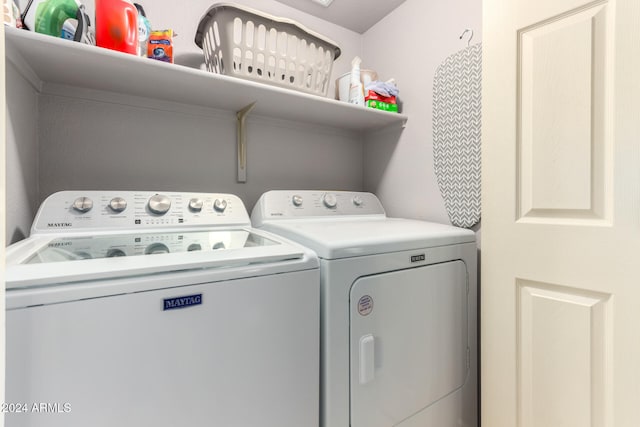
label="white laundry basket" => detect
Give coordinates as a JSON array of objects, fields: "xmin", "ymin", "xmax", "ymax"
[{"xmin": 195, "ymin": 3, "xmax": 341, "ymax": 97}]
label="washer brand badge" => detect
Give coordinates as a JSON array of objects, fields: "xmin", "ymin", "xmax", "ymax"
[
  {"xmin": 358, "ymin": 295, "xmax": 374, "ymax": 316},
  {"xmin": 47, "ymin": 222, "xmax": 73, "ymax": 228},
  {"xmin": 411, "ymin": 253, "xmax": 426, "ymax": 263},
  {"xmin": 163, "ymin": 294, "xmax": 202, "ymax": 311}
]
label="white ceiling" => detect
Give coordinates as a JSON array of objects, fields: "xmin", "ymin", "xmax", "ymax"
[{"xmin": 273, "ymin": 0, "xmax": 407, "ymax": 34}]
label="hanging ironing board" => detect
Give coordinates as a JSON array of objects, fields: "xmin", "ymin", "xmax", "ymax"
[{"xmin": 432, "ymin": 42, "xmax": 482, "ymax": 228}]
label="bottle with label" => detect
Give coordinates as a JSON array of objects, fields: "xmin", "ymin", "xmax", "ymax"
[
  {"xmin": 95, "ymin": 0, "xmax": 138, "ymax": 55},
  {"xmin": 134, "ymin": 3, "xmax": 150, "ymax": 57},
  {"xmin": 348, "ymin": 56, "xmax": 365, "ymax": 107},
  {"xmin": 25, "ymin": 0, "xmax": 79, "ymax": 37}
]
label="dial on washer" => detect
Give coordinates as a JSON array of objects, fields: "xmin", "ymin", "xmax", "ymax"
[
  {"xmin": 109, "ymin": 197, "xmax": 127, "ymax": 213},
  {"xmin": 72, "ymin": 197, "xmax": 93, "ymax": 213},
  {"xmin": 189, "ymin": 198, "xmax": 204, "ymax": 212},
  {"xmin": 148, "ymin": 194, "xmax": 171, "ymax": 215}
]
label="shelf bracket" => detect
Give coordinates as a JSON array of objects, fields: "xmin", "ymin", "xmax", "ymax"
[{"xmin": 236, "ymin": 102, "xmax": 256, "ymax": 183}]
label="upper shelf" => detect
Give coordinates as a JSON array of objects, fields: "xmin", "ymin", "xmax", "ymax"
[{"xmin": 4, "ymin": 27, "xmax": 407, "ymax": 132}]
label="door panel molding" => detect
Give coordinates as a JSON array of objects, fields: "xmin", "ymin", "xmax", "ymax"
[
  {"xmin": 516, "ymin": 2, "xmax": 613, "ymax": 226},
  {"xmin": 516, "ymin": 280, "xmax": 612, "ymax": 427}
]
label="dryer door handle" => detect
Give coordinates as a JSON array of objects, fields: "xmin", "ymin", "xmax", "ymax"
[{"xmin": 359, "ymin": 334, "xmax": 375, "ymax": 385}]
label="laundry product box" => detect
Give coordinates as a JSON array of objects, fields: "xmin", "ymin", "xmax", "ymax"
[
  {"xmin": 366, "ymin": 99, "xmax": 399, "ymax": 113},
  {"xmin": 365, "ymin": 90, "xmax": 397, "ymax": 105}
]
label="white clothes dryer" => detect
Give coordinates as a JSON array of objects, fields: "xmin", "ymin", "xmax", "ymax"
[
  {"xmin": 252, "ymin": 190, "xmax": 478, "ymax": 427},
  {"xmin": 5, "ymin": 190, "xmax": 320, "ymax": 427}
]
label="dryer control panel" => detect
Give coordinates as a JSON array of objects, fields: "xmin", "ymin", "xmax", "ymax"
[
  {"xmin": 32, "ymin": 191, "xmax": 250, "ymax": 234},
  {"xmin": 251, "ymin": 191, "xmax": 386, "ymax": 225}
]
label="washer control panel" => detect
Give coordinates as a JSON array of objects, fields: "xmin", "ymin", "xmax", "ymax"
[
  {"xmin": 251, "ymin": 190, "xmax": 386, "ymax": 225},
  {"xmin": 32, "ymin": 191, "xmax": 249, "ymax": 233}
]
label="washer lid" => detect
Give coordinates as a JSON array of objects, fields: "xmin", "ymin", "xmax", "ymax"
[
  {"xmin": 260, "ymin": 217, "xmax": 476, "ymax": 259},
  {"xmin": 5, "ymin": 228, "xmax": 315, "ymax": 290}
]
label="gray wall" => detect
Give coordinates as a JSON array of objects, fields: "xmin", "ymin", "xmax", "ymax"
[
  {"xmin": 362, "ymin": 0, "xmax": 482, "ymax": 223},
  {"xmin": 37, "ymin": 92, "xmax": 363, "ymax": 210},
  {"xmin": 5, "ymin": 62, "xmax": 39, "ymax": 243}
]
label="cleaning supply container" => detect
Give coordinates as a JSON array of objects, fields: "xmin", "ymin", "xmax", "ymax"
[
  {"xmin": 22, "ymin": 0, "xmax": 79, "ymax": 37},
  {"xmin": 336, "ymin": 69, "xmax": 378, "ymax": 101},
  {"xmin": 134, "ymin": 3, "xmax": 151, "ymax": 57},
  {"xmin": 95, "ymin": 0, "xmax": 138, "ymax": 54},
  {"xmin": 195, "ymin": 3, "xmax": 341, "ymax": 97}
]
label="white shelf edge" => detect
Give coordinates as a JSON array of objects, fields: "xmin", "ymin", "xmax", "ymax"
[{"xmin": 4, "ymin": 27, "xmax": 408, "ymax": 133}]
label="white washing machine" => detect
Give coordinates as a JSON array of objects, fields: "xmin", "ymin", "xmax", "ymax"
[
  {"xmin": 252, "ymin": 190, "xmax": 478, "ymax": 427},
  {"xmin": 5, "ymin": 190, "xmax": 320, "ymax": 427}
]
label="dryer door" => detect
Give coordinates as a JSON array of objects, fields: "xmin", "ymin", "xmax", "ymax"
[{"xmin": 350, "ymin": 261, "xmax": 468, "ymax": 427}]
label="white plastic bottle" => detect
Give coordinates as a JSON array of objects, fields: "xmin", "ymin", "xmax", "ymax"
[
  {"xmin": 134, "ymin": 3, "xmax": 151, "ymax": 57},
  {"xmin": 348, "ymin": 56, "xmax": 365, "ymax": 107}
]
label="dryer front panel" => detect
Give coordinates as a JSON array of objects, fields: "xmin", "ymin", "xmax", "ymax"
[{"xmin": 349, "ymin": 261, "xmax": 468, "ymax": 427}]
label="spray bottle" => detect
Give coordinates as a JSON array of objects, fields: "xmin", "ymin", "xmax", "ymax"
[{"xmin": 348, "ymin": 56, "xmax": 365, "ymax": 107}]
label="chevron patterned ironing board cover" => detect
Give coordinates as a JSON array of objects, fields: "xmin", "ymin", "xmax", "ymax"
[{"xmin": 432, "ymin": 43, "xmax": 482, "ymax": 228}]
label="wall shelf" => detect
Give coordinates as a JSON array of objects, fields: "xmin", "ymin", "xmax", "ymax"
[{"xmin": 5, "ymin": 27, "xmax": 408, "ymax": 132}]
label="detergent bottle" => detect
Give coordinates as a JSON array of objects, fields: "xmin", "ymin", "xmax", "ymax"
[
  {"xmin": 23, "ymin": 0, "xmax": 80, "ymax": 37},
  {"xmin": 95, "ymin": 0, "xmax": 138, "ymax": 54}
]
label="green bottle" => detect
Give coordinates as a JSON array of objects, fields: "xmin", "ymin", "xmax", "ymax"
[{"xmin": 34, "ymin": 0, "xmax": 79, "ymax": 37}]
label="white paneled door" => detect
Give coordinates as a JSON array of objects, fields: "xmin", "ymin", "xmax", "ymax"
[{"xmin": 482, "ymin": 0, "xmax": 640, "ymax": 426}]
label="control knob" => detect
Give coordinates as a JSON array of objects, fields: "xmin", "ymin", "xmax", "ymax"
[
  {"xmin": 213, "ymin": 198, "xmax": 228, "ymax": 213},
  {"xmin": 148, "ymin": 194, "xmax": 171, "ymax": 215},
  {"xmin": 352, "ymin": 195, "xmax": 363, "ymax": 207},
  {"xmin": 189, "ymin": 198, "xmax": 204, "ymax": 212},
  {"xmin": 109, "ymin": 197, "xmax": 127, "ymax": 213},
  {"xmin": 72, "ymin": 197, "xmax": 93, "ymax": 213},
  {"xmin": 322, "ymin": 193, "xmax": 338, "ymax": 209},
  {"xmin": 292, "ymin": 195, "xmax": 303, "ymax": 207}
]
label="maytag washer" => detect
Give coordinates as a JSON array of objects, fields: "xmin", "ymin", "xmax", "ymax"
[
  {"xmin": 252, "ymin": 190, "xmax": 478, "ymax": 427},
  {"xmin": 5, "ymin": 190, "xmax": 320, "ymax": 427}
]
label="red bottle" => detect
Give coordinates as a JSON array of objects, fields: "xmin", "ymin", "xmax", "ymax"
[{"xmin": 95, "ymin": 0, "xmax": 138, "ymax": 54}]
